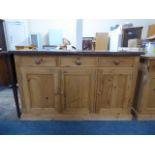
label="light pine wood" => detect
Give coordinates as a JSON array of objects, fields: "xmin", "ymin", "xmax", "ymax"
[
  {"xmin": 20, "ymin": 67, "xmax": 61, "ymax": 114},
  {"xmin": 96, "ymin": 68, "xmax": 133, "ymax": 116},
  {"xmin": 60, "ymin": 56, "xmax": 98, "ymax": 67},
  {"xmin": 98, "ymin": 57, "xmax": 134, "ymax": 67},
  {"xmin": 21, "ymin": 113, "xmax": 132, "ymax": 120},
  {"xmin": 15, "ymin": 55, "xmax": 139, "ymax": 119},
  {"xmin": 135, "ymin": 57, "xmax": 155, "ymax": 119},
  {"xmin": 15, "ymin": 55, "xmax": 58, "ymax": 67},
  {"xmin": 149, "ymin": 60, "xmax": 155, "ymax": 71},
  {"xmin": 60, "ymin": 68, "xmax": 96, "ymax": 114}
]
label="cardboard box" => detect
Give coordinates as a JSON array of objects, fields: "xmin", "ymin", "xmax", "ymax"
[
  {"xmin": 95, "ymin": 33, "xmax": 109, "ymax": 50},
  {"xmin": 147, "ymin": 24, "xmax": 155, "ymax": 37},
  {"xmin": 128, "ymin": 38, "xmax": 141, "ymax": 47}
]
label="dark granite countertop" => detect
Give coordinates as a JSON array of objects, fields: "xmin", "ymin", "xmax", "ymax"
[
  {"xmin": 140, "ymin": 54, "xmax": 155, "ymax": 59},
  {"xmin": 5, "ymin": 50, "xmax": 144, "ymax": 56},
  {"xmin": 0, "ymin": 51, "xmax": 9, "ymax": 55}
]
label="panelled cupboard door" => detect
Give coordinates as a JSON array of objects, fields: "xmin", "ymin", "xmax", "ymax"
[
  {"xmin": 60, "ymin": 68, "xmax": 96, "ymax": 114},
  {"xmin": 96, "ymin": 68, "xmax": 133, "ymax": 115},
  {"xmin": 140, "ymin": 74, "xmax": 155, "ymax": 113},
  {"xmin": 20, "ymin": 67, "xmax": 61, "ymax": 114}
]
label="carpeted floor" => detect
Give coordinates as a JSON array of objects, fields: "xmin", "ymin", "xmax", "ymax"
[
  {"xmin": 0, "ymin": 87, "xmax": 155, "ymax": 135},
  {"xmin": 0, "ymin": 120, "xmax": 155, "ymax": 135},
  {"xmin": 0, "ymin": 87, "xmax": 18, "ymax": 120}
]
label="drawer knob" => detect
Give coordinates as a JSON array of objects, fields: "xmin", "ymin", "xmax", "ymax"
[
  {"xmin": 35, "ymin": 58, "xmax": 43, "ymax": 65},
  {"xmin": 75, "ymin": 59, "xmax": 81, "ymax": 65},
  {"xmin": 113, "ymin": 60, "xmax": 120, "ymax": 65}
]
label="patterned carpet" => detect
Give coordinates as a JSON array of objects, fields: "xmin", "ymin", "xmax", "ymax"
[{"xmin": 0, "ymin": 87, "xmax": 18, "ymax": 120}]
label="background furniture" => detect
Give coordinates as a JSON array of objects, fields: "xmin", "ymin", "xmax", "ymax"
[
  {"xmin": 0, "ymin": 19, "xmax": 10, "ymax": 86},
  {"xmin": 0, "ymin": 52, "xmax": 20, "ymax": 117},
  {"xmin": 0, "ymin": 20, "xmax": 7, "ymax": 51},
  {"xmin": 147, "ymin": 24, "xmax": 155, "ymax": 37},
  {"xmin": 109, "ymin": 26, "xmax": 143, "ymax": 51},
  {"xmin": 134, "ymin": 56, "xmax": 155, "ymax": 119},
  {"xmin": 121, "ymin": 27, "xmax": 143, "ymax": 47},
  {"xmin": 4, "ymin": 20, "xmax": 30, "ymax": 50},
  {"xmin": 0, "ymin": 56, "xmax": 10, "ymax": 86}
]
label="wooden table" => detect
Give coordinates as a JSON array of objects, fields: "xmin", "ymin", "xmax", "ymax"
[{"xmin": 0, "ymin": 52, "xmax": 20, "ymax": 118}]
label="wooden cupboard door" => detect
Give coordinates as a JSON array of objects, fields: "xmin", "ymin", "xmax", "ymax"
[
  {"xmin": 147, "ymin": 76, "xmax": 155, "ymax": 108},
  {"xmin": 21, "ymin": 67, "xmax": 61, "ymax": 114},
  {"xmin": 140, "ymin": 74, "xmax": 155, "ymax": 113},
  {"xmin": 61, "ymin": 69, "xmax": 96, "ymax": 114},
  {"xmin": 96, "ymin": 68, "xmax": 133, "ymax": 114}
]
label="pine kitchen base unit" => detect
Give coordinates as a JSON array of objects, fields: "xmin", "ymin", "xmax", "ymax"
[
  {"xmin": 14, "ymin": 51, "xmax": 143, "ymax": 120},
  {"xmin": 134, "ymin": 55, "xmax": 155, "ymax": 120}
]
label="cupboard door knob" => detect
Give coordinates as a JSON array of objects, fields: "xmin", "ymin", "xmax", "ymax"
[
  {"xmin": 75, "ymin": 59, "xmax": 81, "ymax": 65},
  {"xmin": 113, "ymin": 60, "xmax": 120, "ymax": 65},
  {"xmin": 35, "ymin": 58, "xmax": 43, "ymax": 65}
]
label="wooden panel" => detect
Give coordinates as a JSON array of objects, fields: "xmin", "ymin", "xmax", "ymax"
[
  {"xmin": 15, "ymin": 55, "xmax": 57, "ymax": 67},
  {"xmin": 27, "ymin": 74, "xmax": 55, "ymax": 108},
  {"xmin": 138, "ymin": 70, "xmax": 150, "ymax": 113},
  {"xmin": 20, "ymin": 67, "xmax": 61, "ymax": 114},
  {"xmin": 61, "ymin": 69, "xmax": 96, "ymax": 114},
  {"xmin": 60, "ymin": 56, "xmax": 97, "ymax": 67},
  {"xmin": 98, "ymin": 57, "xmax": 134, "ymax": 67},
  {"xmin": 149, "ymin": 60, "xmax": 155, "ymax": 71},
  {"xmin": 97, "ymin": 74, "xmax": 113, "ymax": 109},
  {"xmin": 147, "ymin": 76, "xmax": 155, "ymax": 108},
  {"xmin": 96, "ymin": 68, "xmax": 133, "ymax": 114},
  {"xmin": 136, "ymin": 58, "xmax": 155, "ymax": 119}
]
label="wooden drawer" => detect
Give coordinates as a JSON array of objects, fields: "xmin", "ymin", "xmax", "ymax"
[
  {"xmin": 60, "ymin": 56, "xmax": 97, "ymax": 67},
  {"xmin": 15, "ymin": 56, "xmax": 57, "ymax": 67},
  {"xmin": 98, "ymin": 57, "xmax": 134, "ymax": 67}
]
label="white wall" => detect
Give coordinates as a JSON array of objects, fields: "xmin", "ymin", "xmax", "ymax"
[
  {"xmin": 76, "ymin": 19, "xmax": 83, "ymax": 50},
  {"xmin": 83, "ymin": 19, "xmax": 155, "ymax": 39},
  {"xmin": 27, "ymin": 19, "xmax": 155, "ymax": 48},
  {"xmin": 28, "ymin": 19, "xmax": 76, "ymax": 46}
]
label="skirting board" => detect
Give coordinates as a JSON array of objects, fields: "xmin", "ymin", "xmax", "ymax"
[{"xmin": 21, "ymin": 113, "xmax": 132, "ymax": 120}]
